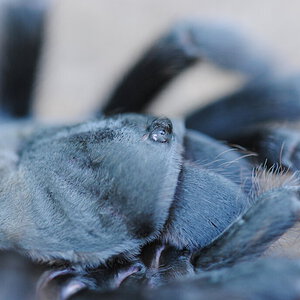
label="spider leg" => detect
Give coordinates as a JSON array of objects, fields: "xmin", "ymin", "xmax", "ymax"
[
  {"xmin": 192, "ymin": 257, "xmax": 300, "ymax": 300},
  {"xmin": 185, "ymin": 75, "xmax": 300, "ymax": 169},
  {"xmin": 186, "ymin": 76, "xmax": 300, "ymax": 141},
  {"xmin": 161, "ymin": 161, "xmax": 250, "ymax": 252},
  {"xmin": 102, "ymin": 20, "xmax": 271, "ymax": 115},
  {"xmin": 0, "ymin": 1, "xmax": 46, "ymax": 119},
  {"xmin": 192, "ymin": 185, "xmax": 300, "ymax": 271}
]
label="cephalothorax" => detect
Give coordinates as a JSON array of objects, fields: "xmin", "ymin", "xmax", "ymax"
[{"xmin": 0, "ymin": 3, "xmax": 300, "ymax": 300}]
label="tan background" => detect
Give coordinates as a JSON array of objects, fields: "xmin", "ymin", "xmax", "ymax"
[{"xmin": 31, "ymin": 0, "xmax": 300, "ymax": 122}]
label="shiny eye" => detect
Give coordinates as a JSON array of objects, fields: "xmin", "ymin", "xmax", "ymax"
[{"xmin": 148, "ymin": 118, "xmax": 173, "ymax": 143}]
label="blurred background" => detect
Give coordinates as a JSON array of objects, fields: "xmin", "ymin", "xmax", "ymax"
[{"xmin": 24, "ymin": 0, "xmax": 300, "ymax": 122}]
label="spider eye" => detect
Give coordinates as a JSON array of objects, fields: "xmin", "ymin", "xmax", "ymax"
[{"xmin": 148, "ymin": 118, "xmax": 173, "ymax": 143}]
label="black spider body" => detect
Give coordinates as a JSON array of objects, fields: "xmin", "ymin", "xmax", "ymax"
[{"xmin": 0, "ymin": 2, "xmax": 300, "ymax": 300}]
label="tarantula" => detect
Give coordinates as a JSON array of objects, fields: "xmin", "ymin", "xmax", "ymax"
[{"xmin": 1, "ymin": 3, "xmax": 300, "ymax": 300}]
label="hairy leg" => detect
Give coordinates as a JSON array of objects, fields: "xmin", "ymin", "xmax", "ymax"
[
  {"xmin": 102, "ymin": 20, "xmax": 271, "ymax": 115},
  {"xmin": 186, "ymin": 76, "xmax": 300, "ymax": 141},
  {"xmin": 0, "ymin": 1, "xmax": 46, "ymax": 118},
  {"xmin": 193, "ymin": 185, "xmax": 300, "ymax": 271},
  {"xmin": 162, "ymin": 161, "xmax": 250, "ymax": 251}
]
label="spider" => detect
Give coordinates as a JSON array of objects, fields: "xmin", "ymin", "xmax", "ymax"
[{"xmin": 0, "ymin": 3, "xmax": 300, "ymax": 300}]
